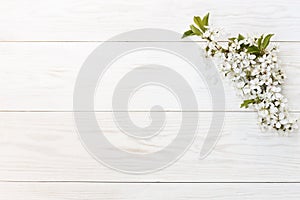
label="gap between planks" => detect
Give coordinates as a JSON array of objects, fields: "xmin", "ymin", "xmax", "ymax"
[
  {"xmin": 0, "ymin": 110, "xmax": 299, "ymax": 113},
  {"xmin": 0, "ymin": 41, "xmax": 299, "ymax": 43},
  {"xmin": 2, "ymin": 180, "xmax": 300, "ymax": 184}
]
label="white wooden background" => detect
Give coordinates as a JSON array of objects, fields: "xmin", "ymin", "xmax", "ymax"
[{"xmin": 1, "ymin": 0, "xmax": 300, "ymax": 199}]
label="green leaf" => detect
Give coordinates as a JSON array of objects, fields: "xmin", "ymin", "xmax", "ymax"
[
  {"xmin": 193, "ymin": 16, "xmax": 206, "ymax": 32},
  {"xmin": 202, "ymin": 13, "xmax": 210, "ymax": 26},
  {"xmin": 228, "ymin": 37, "xmax": 236, "ymax": 41},
  {"xmin": 247, "ymin": 45, "xmax": 260, "ymax": 54},
  {"xmin": 190, "ymin": 25, "xmax": 202, "ymax": 36},
  {"xmin": 257, "ymin": 35, "xmax": 263, "ymax": 49},
  {"xmin": 262, "ymin": 34, "xmax": 274, "ymax": 49},
  {"xmin": 240, "ymin": 99, "xmax": 256, "ymax": 108},
  {"xmin": 237, "ymin": 34, "xmax": 245, "ymax": 41},
  {"xmin": 182, "ymin": 30, "xmax": 195, "ymax": 38},
  {"xmin": 193, "ymin": 16, "xmax": 201, "ymax": 25}
]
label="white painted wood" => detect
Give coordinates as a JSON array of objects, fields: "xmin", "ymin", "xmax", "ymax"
[
  {"xmin": 0, "ymin": 112, "xmax": 299, "ymax": 181},
  {"xmin": 0, "ymin": 0, "xmax": 299, "ymax": 198},
  {"xmin": 0, "ymin": 0, "xmax": 299, "ymax": 41},
  {"xmin": 1, "ymin": 182, "xmax": 300, "ymax": 200},
  {"xmin": 0, "ymin": 42, "xmax": 299, "ymax": 111}
]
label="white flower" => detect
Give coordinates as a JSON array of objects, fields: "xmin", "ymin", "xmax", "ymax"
[
  {"xmin": 271, "ymin": 86, "xmax": 281, "ymax": 93},
  {"xmin": 236, "ymin": 81, "xmax": 245, "ymax": 89},
  {"xmin": 203, "ymin": 31, "xmax": 210, "ymax": 38},
  {"xmin": 200, "ymin": 27, "xmax": 298, "ymax": 133},
  {"xmin": 276, "ymin": 122, "xmax": 281, "ymax": 128}
]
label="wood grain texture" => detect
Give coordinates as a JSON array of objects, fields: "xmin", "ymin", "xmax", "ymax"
[
  {"xmin": 0, "ymin": 111, "xmax": 299, "ymax": 182},
  {"xmin": 0, "ymin": 42, "xmax": 299, "ymax": 111},
  {"xmin": 1, "ymin": 182, "xmax": 300, "ymax": 200},
  {"xmin": 1, "ymin": 0, "xmax": 299, "ymax": 197},
  {"xmin": 0, "ymin": 0, "xmax": 299, "ymax": 41}
]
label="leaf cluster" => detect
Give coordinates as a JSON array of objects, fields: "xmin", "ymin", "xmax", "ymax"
[
  {"xmin": 247, "ymin": 34, "xmax": 274, "ymax": 56},
  {"xmin": 182, "ymin": 13, "xmax": 210, "ymax": 38}
]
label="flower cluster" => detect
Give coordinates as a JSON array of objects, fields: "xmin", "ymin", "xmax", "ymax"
[{"xmin": 183, "ymin": 13, "xmax": 298, "ymax": 133}]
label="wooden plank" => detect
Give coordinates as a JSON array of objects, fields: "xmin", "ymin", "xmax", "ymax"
[
  {"xmin": 0, "ymin": 111, "xmax": 299, "ymax": 181},
  {"xmin": 1, "ymin": 182, "xmax": 300, "ymax": 200},
  {"xmin": 0, "ymin": 0, "xmax": 299, "ymax": 41},
  {"xmin": 0, "ymin": 42, "xmax": 299, "ymax": 111}
]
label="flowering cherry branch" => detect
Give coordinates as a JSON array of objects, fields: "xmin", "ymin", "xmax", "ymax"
[{"xmin": 183, "ymin": 13, "xmax": 298, "ymax": 133}]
